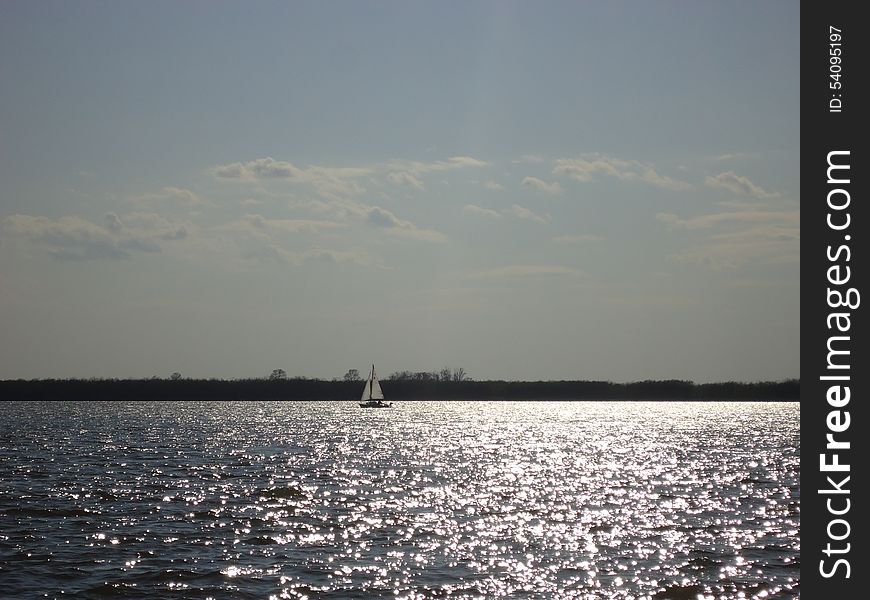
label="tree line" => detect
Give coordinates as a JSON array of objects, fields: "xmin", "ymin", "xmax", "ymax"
[{"xmin": 0, "ymin": 376, "xmax": 798, "ymax": 402}]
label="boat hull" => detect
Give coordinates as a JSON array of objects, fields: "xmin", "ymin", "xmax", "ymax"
[{"xmin": 359, "ymin": 401, "xmax": 392, "ymax": 408}]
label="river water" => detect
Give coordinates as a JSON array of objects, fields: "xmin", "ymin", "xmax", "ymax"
[{"xmin": 0, "ymin": 401, "xmax": 799, "ymax": 599}]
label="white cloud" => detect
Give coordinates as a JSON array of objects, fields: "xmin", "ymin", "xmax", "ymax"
[
  {"xmin": 658, "ymin": 207, "xmax": 799, "ymax": 270},
  {"xmin": 463, "ymin": 204, "xmax": 502, "ymax": 219},
  {"xmin": 655, "ymin": 210, "xmax": 798, "ymax": 229},
  {"xmin": 216, "ymin": 214, "xmax": 373, "ymax": 267},
  {"xmin": 285, "ymin": 196, "xmax": 447, "ymax": 244},
  {"xmin": 484, "ymin": 180, "xmax": 505, "ymax": 191},
  {"xmin": 638, "ymin": 168, "xmax": 691, "ymax": 191},
  {"xmin": 386, "ymin": 155, "xmax": 489, "ymax": 176},
  {"xmin": 553, "ymin": 154, "xmax": 691, "ymax": 191},
  {"xmin": 667, "ymin": 234, "xmax": 799, "ymax": 270},
  {"xmin": 365, "ymin": 206, "xmax": 446, "ymax": 242},
  {"xmin": 553, "ymin": 155, "xmax": 633, "ymax": 182},
  {"xmin": 507, "ymin": 204, "xmax": 549, "ymax": 224},
  {"xmin": 445, "ymin": 156, "xmax": 489, "ymax": 168},
  {"xmin": 213, "ymin": 155, "xmax": 487, "ymax": 199},
  {"xmin": 123, "ymin": 212, "xmax": 190, "ymax": 241},
  {"xmin": 212, "ymin": 157, "xmax": 303, "ymax": 180},
  {"xmin": 3, "ymin": 214, "xmax": 125, "ymax": 260},
  {"xmin": 705, "ymin": 171, "xmax": 779, "ymax": 198},
  {"xmin": 133, "ymin": 186, "xmax": 210, "ymax": 208},
  {"xmin": 216, "ymin": 214, "xmax": 346, "ymax": 263},
  {"xmin": 521, "ymin": 176, "xmax": 563, "ymax": 195},
  {"xmin": 301, "ymin": 197, "xmax": 369, "ymax": 221},
  {"xmin": 104, "ymin": 212, "xmax": 123, "ymax": 233},
  {"xmin": 301, "ymin": 246, "xmax": 374, "ymax": 266},
  {"xmin": 303, "ymin": 166, "xmax": 372, "ymax": 198},
  {"xmin": 2, "ymin": 212, "xmax": 188, "ymax": 260},
  {"xmin": 241, "ymin": 244, "xmax": 375, "ymax": 268},
  {"xmin": 240, "ymin": 213, "xmax": 347, "ymax": 234},
  {"xmin": 387, "ymin": 171, "xmax": 425, "ymax": 190},
  {"xmin": 463, "ymin": 203, "xmax": 548, "ymax": 223},
  {"xmin": 211, "ymin": 157, "xmax": 372, "ymax": 199}
]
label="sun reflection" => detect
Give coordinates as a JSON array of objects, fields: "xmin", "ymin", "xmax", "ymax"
[{"xmin": 2, "ymin": 401, "xmax": 798, "ymax": 599}]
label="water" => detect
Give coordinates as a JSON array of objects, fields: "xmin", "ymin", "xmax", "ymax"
[{"xmin": 0, "ymin": 401, "xmax": 799, "ymax": 599}]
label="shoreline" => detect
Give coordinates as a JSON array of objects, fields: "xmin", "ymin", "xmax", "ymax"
[{"xmin": 1, "ymin": 378, "xmax": 799, "ymax": 402}]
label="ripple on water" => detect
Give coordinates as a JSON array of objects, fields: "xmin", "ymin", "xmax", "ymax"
[{"xmin": 0, "ymin": 400, "xmax": 799, "ymax": 599}]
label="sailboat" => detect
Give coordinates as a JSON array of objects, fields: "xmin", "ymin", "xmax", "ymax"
[{"xmin": 359, "ymin": 364, "xmax": 392, "ymax": 408}]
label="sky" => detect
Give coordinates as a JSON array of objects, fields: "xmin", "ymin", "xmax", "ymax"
[{"xmin": 0, "ymin": 1, "xmax": 799, "ymax": 383}]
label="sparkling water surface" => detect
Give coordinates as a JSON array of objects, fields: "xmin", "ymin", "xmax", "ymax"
[{"xmin": 0, "ymin": 401, "xmax": 799, "ymax": 599}]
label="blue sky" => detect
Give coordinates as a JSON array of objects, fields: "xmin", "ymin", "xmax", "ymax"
[{"xmin": 0, "ymin": 1, "xmax": 799, "ymax": 382}]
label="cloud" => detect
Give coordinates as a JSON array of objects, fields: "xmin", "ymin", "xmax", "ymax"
[
  {"xmin": 463, "ymin": 204, "xmax": 502, "ymax": 219},
  {"xmin": 463, "ymin": 203, "xmax": 548, "ymax": 223},
  {"xmin": 469, "ymin": 264, "xmax": 580, "ymax": 280},
  {"xmin": 301, "ymin": 197, "xmax": 369, "ymax": 221},
  {"xmin": 484, "ymin": 180, "xmax": 505, "ymax": 191},
  {"xmin": 553, "ymin": 154, "xmax": 691, "ymax": 191},
  {"xmin": 237, "ymin": 241, "xmax": 299, "ymax": 265},
  {"xmin": 104, "ymin": 212, "xmax": 123, "ymax": 233},
  {"xmin": 445, "ymin": 156, "xmax": 488, "ymax": 168},
  {"xmin": 216, "ymin": 214, "xmax": 373, "ymax": 267},
  {"xmin": 705, "ymin": 171, "xmax": 779, "ymax": 198},
  {"xmin": 133, "ymin": 186, "xmax": 210, "ymax": 207},
  {"xmin": 553, "ymin": 155, "xmax": 633, "ymax": 182},
  {"xmin": 655, "ymin": 210, "xmax": 798, "ymax": 230},
  {"xmin": 638, "ymin": 168, "xmax": 691, "ymax": 191},
  {"xmin": 216, "ymin": 214, "xmax": 347, "ymax": 262},
  {"xmin": 2, "ymin": 212, "xmax": 187, "ymax": 261},
  {"xmin": 521, "ymin": 176, "xmax": 563, "ymax": 195},
  {"xmin": 387, "ymin": 171, "xmax": 425, "ymax": 190},
  {"xmin": 301, "ymin": 247, "xmax": 375, "ymax": 267},
  {"xmin": 120, "ymin": 212, "xmax": 190, "ymax": 241},
  {"xmin": 286, "ymin": 196, "xmax": 447, "ymax": 244},
  {"xmin": 3, "ymin": 214, "xmax": 127, "ymax": 260},
  {"xmin": 365, "ymin": 206, "xmax": 446, "ymax": 242},
  {"xmin": 213, "ymin": 155, "xmax": 487, "ymax": 199},
  {"xmin": 159, "ymin": 227, "xmax": 188, "ymax": 241},
  {"xmin": 507, "ymin": 204, "xmax": 549, "ymax": 223},
  {"xmin": 119, "ymin": 237, "xmax": 162, "ymax": 253},
  {"xmin": 242, "ymin": 244, "xmax": 374, "ymax": 268},
  {"xmin": 386, "ymin": 155, "xmax": 489, "ymax": 176},
  {"xmin": 212, "ymin": 157, "xmax": 303, "ymax": 180},
  {"xmin": 303, "ymin": 166, "xmax": 372, "ymax": 198},
  {"xmin": 240, "ymin": 213, "xmax": 347, "ymax": 234},
  {"xmin": 666, "ymin": 232, "xmax": 799, "ymax": 270},
  {"xmin": 657, "ymin": 207, "xmax": 799, "ymax": 270},
  {"xmin": 211, "ymin": 157, "xmax": 373, "ymax": 199}
]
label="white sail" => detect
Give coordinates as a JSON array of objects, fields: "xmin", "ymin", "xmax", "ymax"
[
  {"xmin": 360, "ymin": 365, "xmax": 385, "ymax": 401},
  {"xmin": 369, "ymin": 369, "xmax": 384, "ymax": 399}
]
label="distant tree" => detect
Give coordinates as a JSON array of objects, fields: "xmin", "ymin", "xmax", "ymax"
[
  {"xmin": 269, "ymin": 369, "xmax": 288, "ymax": 380},
  {"xmin": 170, "ymin": 372, "xmax": 182, "ymax": 381},
  {"xmin": 343, "ymin": 369, "xmax": 361, "ymax": 382},
  {"xmin": 452, "ymin": 367, "xmax": 467, "ymax": 381},
  {"xmin": 439, "ymin": 367, "xmax": 452, "ymax": 382}
]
